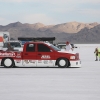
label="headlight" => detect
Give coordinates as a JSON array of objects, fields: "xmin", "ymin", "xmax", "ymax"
[{"xmin": 70, "ymin": 56, "xmax": 75, "ymax": 59}]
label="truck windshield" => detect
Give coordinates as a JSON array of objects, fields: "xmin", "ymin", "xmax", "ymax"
[
  {"xmin": 4, "ymin": 42, "xmax": 21, "ymax": 48},
  {"xmin": 50, "ymin": 44, "xmax": 61, "ymax": 51},
  {"xmin": 57, "ymin": 44, "xmax": 66, "ymax": 49}
]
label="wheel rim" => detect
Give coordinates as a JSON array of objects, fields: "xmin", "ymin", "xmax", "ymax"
[
  {"xmin": 59, "ymin": 59, "xmax": 66, "ymax": 66},
  {"xmin": 4, "ymin": 58, "xmax": 12, "ymax": 67}
]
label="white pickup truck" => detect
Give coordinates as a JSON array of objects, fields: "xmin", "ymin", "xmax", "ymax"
[
  {"xmin": 56, "ymin": 43, "xmax": 77, "ymax": 51},
  {"xmin": 2, "ymin": 41, "xmax": 23, "ymax": 51}
]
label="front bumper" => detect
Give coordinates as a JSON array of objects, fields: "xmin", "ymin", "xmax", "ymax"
[{"xmin": 70, "ymin": 60, "xmax": 81, "ymax": 67}]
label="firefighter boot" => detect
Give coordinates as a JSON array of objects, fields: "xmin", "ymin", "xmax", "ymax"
[{"xmin": 95, "ymin": 56, "xmax": 98, "ymax": 61}]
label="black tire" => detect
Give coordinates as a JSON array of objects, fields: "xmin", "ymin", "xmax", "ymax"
[
  {"xmin": 57, "ymin": 58, "xmax": 69, "ymax": 68},
  {"xmin": 3, "ymin": 58, "xmax": 14, "ymax": 68}
]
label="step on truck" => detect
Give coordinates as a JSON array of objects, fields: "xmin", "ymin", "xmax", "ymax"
[{"xmin": 0, "ymin": 42, "xmax": 81, "ymax": 68}]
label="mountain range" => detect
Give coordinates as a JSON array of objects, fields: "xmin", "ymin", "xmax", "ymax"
[{"xmin": 0, "ymin": 21, "xmax": 100, "ymax": 43}]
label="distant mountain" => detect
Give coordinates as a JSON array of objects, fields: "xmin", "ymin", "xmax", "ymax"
[
  {"xmin": 0, "ymin": 21, "xmax": 100, "ymax": 43},
  {"xmin": 44, "ymin": 21, "xmax": 98, "ymax": 33},
  {"xmin": 65, "ymin": 25, "xmax": 100, "ymax": 43}
]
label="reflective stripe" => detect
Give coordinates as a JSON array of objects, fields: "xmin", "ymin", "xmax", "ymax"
[
  {"xmin": 98, "ymin": 48, "xmax": 100, "ymax": 57},
  {"xmin": 98, "ymin": 48, "xmax": 100, "ymax": 52}
]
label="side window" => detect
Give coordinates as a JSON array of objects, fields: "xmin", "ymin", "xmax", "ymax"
[
  {"xmin": 38, "ymin": 44, "xmax": 50, "ymax": 52},
  {"xmin": 26, "ymin": 44, "xmax": 35, "ymax": 52}
]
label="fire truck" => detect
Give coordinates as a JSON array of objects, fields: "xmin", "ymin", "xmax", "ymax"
[{"xmin": 0, "ymin": 42, "xmax": 81, "ymax": 68}]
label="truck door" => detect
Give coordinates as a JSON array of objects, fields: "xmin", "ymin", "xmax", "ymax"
[
  {"xmin": 37, "ymin": 43, "xmax": 54, "ymax": 67},
  {"xmin": 22, "ymin": 43, "xmax": 36, "ymax": 67}
]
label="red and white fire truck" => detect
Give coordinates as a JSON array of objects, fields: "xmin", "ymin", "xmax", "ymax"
[{"xmin": 0, "ymin": 42, "xmax": 81, "ymax": 68}]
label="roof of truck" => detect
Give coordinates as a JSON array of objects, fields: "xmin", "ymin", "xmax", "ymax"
[{"xmin": 24, "ymin": 41, "xmax": 51, "ymax": 45}]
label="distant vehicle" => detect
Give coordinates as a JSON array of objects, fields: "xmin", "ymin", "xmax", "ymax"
[
  {"xmin": 56, "ymin": 43, "xmax": 77, "ymax": 51},
  {"xmin": 21, "ymin": 40, "xmax": 30, "ymax": 46},
  {"xmin": 0, "ymin": 32, "xmax": 10, "ymax": 50},
  {"xmin": 2, "ymin": 41, "xmax": 23, "ymax": 51}
]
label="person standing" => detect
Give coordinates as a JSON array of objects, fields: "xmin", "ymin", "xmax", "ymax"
[
  {"xmin": 65, "ymin": 41, "xmax": 73, "ymax": 52},
  {"xmin": 94, "ymin": 47, "xmax": 99, "ymax": 61}
]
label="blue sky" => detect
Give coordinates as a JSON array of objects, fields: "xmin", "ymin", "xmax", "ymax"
[{"xmin": 0, "ymin": 0, "xmax": 100, "ymax": 25}]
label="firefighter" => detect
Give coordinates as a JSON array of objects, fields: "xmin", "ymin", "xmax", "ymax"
[{"xmin": 94, "ymin": 47, "xmax": 99, "ymax": 61}]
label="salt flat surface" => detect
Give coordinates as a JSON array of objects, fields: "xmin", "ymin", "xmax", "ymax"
[{"xmin": 0, "ymin": 44, "xmax": 100, "ymax": 100}]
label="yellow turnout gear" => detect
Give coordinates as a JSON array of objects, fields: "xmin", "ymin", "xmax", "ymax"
[{"xmin": 98, "ymin": 48, "xmax": 100, "ymax": 57}]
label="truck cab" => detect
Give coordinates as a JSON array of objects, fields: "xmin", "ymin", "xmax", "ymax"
[{"xmin": 0, "ymin": 42, "xmax": 81, "ymax": 68}]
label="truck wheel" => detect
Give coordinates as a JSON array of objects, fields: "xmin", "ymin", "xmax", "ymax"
[
  {"xmin": 3, "ymin": 58, "xmax": 14, "ymax": 68},
  {"xmin": 57, "ymin": 58, "xmax": 69, "ymax": 68}
]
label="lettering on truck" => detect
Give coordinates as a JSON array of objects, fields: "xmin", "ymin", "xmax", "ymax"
[
  {"xmin": 0, "ymin": 52, "xmax": 15, "ymax": 57},
  {"xmin": 41, "ymin": 55, "xmax": 50, "ymax": 59}
]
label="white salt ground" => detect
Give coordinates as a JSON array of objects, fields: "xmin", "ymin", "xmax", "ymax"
[{"xmin": 0, "ymin": 44, "xmax": 100, "ymax": 100}]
